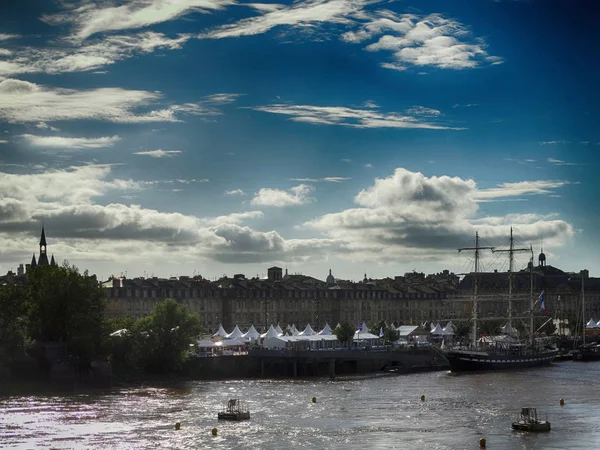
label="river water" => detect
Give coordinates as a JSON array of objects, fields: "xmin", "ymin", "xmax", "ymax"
[{"xmin": 1, "ymin": 361, "xmax": 600, "ymax": 449}]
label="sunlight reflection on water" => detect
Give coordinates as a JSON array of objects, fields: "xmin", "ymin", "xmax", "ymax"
[{"xmin": 2, "ymin": 362, "xmax": 600, "ymax": 449}]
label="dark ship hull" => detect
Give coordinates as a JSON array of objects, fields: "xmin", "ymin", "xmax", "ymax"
[{"xmin": 445, "ymin": 349, "xmax": 559, "ymax": 372}]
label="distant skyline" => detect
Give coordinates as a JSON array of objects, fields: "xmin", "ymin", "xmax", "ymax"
[{"xmin": 1, "ymin": 0, "xmax": 598, "ymax": 281}]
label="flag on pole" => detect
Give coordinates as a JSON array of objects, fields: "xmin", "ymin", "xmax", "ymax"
[
  {"xmin": 539, "ymin": 291, "xmax": 548, "ymax": 315},
  {"xmin": 379, "ymin": 327, "xmax": 384, "ymax": 338}
]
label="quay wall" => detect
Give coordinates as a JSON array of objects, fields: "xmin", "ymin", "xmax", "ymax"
[{"xmin": 184, "ymin": 347, "xmax": 448, "ymax": 380}]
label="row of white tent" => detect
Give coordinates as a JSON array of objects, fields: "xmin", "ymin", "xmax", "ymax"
[
  {"xmin": 585, "ymin": 318, "xmax": 600, "ymax": 329},
  {"xmin": 429, "ymin": 322, "xmax": 455, "ymax": 336},
  {"xmin": 210, "ymin": 320, "xmax": 426, "ymax": 341}
]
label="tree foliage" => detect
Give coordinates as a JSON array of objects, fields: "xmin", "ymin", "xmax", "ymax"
[
  {"xmin": 26, "ymin": 263, "xmax": 106, "ymax": 365},
  {"xmin": 132, "ymin": 298, "xmax": 202, "ymax": 374},
  {"xmin": 0, "ymin": 283, "xmax": 29, "ymax": 361},
  {"xmin": 369, "ymin": 320, "xmax": 399, "ymax": 344},
  {"xmin": 333, "ymin": 322, "xmax": 355, "ymax": 346}
]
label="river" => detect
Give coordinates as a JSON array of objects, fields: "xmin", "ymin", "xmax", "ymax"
[{"xmin": 1, "ymin": 361, "xmax": 600, "ymax": 449}]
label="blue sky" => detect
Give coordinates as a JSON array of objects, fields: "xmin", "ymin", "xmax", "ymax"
[{"xmin": 1, "ymin": 0, "xmax": 598, "ymax": 281}]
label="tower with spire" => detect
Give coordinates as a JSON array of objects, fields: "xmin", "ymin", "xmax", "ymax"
[
  {"xmin": 30, "ymin": 226, "xmax": 56, "ymax": 268},
  {"xmin": 37, "ymin": 226, "xmax": 50, "ymax": 265}
]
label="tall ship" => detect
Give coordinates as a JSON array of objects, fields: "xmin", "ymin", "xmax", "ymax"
[{"xmin": 443, "ymin": 229, "xmax": 559, "ymax": 372}]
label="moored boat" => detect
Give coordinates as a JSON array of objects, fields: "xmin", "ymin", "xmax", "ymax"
[
  {"xmin": 512, "ymin": 407, "xmax": 551, "ymax": 432},
  {"xmin": 217, "ymin": 399, "xmax": 250, "ymax": 421},
  {"xmin": 443, "ymin": 229, "xmax": 559, "ymax": 373}
]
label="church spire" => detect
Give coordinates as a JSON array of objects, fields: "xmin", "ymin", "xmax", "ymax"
[
  {"xmin": 50, "ymin": 254, "xmax": 56, "ymax": 266},
  {"xmin": 31, "ymin": 253, "xmax": 37, "ymax": 267},
  {"xmin": 37, "ymin": 226, "xmax": 49, "ymax": 265},
  {"xmin": 40, "ymin": 226, "xmax": 47, "ymax": 247}
]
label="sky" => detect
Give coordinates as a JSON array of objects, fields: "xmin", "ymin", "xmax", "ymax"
[{"xmin": 1, "ymin": 0, "xmax": 599, "ymax": 282}]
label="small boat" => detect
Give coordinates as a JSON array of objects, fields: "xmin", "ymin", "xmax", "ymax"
[
  {"xmin": 512, "ymin": 407, "xmax": 551, "ymax": 432},
  {"xmin": 217, "ymin": 399, "xmax": 250, "ymax": 421}
]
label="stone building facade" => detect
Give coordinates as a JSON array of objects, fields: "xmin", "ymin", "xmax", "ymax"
[{"xmin": 104, "ymin": 267, "xmax": 462, "ymax": 333}]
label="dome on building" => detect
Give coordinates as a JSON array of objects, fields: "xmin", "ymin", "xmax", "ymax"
[{"xmin": 326, "ymin": 269, "xmax": 335, "ymax": 284}]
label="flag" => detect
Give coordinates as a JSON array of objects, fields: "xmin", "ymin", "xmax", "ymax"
[
  {"xmin": 539, "ymin": 291, "xmax": 548, "ymax": 315},
  {"xmin": 379, "ymin": 327, "xmax": 384, "ymax": 338}
]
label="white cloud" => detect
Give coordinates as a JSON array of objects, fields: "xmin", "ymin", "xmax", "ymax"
[
  {"xmin": 251, "ymin": 103, "xmax": 464, "ymax": 130},
  {"xmin": 0, "ymin": 139, "xmax": 8, "ymax": 144},
  {"xmin": 364, "ymin": 163, "xmax": 373, "ymax": 168},
  {"xmin": 303, "ymin": 168, "xmax": 573, "ymax": 263},
  {"xmin": 0, "ymin": 32, "xmax": 192, "ymax": 76},
  {"xmin": 134, "ymin": 150, "xmax": 182, "ymax": 158},
  {"xmin": 0, "ymin": 34, "xmax": 19, "ymax": 41},
  {"xmin": 0, "ymin": 78, "xmax": 227, "ymax": 123},
  {"xmin": 0, "ymin": 165, "xmax": 336, "ymax": 266},
  {"xmin": 202, "ymin": 211, "xmax": 264, "ymax": 226},
  {"xmin": 0, "ymin": 49, "xmax": 12, "ymax": 57},
  {"xmin": 406, "ymin": 106, "xmax": 441, "ymax": 116},
  {"xmin": 474, "ymin": 180, "xmax": 570, "ymax": 200},
  {"xmin": 547, "ymin": 158, "xmax": 580, "ymax": 166},
  {"xmin": 20, "ymin": 134, "xmax": 121, "ymax": 149},
  {"xmin": 43, "ymin": 0, "xmax": 236, "ymax": 40},
  {"xmin": 346, "ymin": 12, "xmax": 503, "ymax": 70},
  {"xmin": 539, "ymin": 140, "xmax": 570, "ymax": 145},
  {"xmin": 224, "ymin": 189, "xmax": 246, "ymax": 196},
  {"xmin": 35, "ymin": 122, "xmax": 60, "ymax": 131},
  {"xmin": 251, "ymin": 184, "xmax": 315, "ymax": 207},
  {"xmin": 289, "ymin": 177, "xmax": 351, "ymax": 182},
  {"xmin": 200, "ymin": 0, "xmax": 365, "ymax": 39}
]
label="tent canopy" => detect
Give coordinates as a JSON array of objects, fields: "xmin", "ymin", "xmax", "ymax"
[
  {"xmin": 300, "ymin": 324, "xmax": 317, "ymax": 336},
  {"xmin": 213, "ymin": 324, "xmax": 227, "ymax": 337},
  {"xmin": 242, "ymin": 324, "xmax": 260, "ymax": 340},
  {"xmin": 226, "ymin": 325, "xmax": 243, "ymax": 339},
  {"xmin": 318, "ymin": 323, "xmax": 333, "ymax": 335}
]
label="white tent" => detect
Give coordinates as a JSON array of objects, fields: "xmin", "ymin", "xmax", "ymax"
[
  {"xmin": 275, "ymin": 324, "xmax": 283, "ymax": 334},
  {"xmin": 430, "ymin": 323, "xmax": 444, "ymax": 336},
  {"xmin": 300, "ymin": 324, "xmax": 317, "ymax": 336},
  {"xmin": 500, "ymin": 322, "xmax": 518, "ymax": 335},
  {"xmin": 242, "ymin": 324, "xmax": 260, "ymax": 340},
  {"xmin": 318, "ymin": 323, "xmax": 333, "ymax": 335},
  {"xmin": 263, "ymin": 336, "xmax": 288, "ymax": 349},
  {"xmin": 359, "ymin": 321, "xmax": 369, "ymax": 333},
  {"xmin": 586, "ymin": 318, "xmax": 600, "ymax": 329},
  {"xmin": 397, "ymin": 325, "xmax": 419, "ymax": 338},
  {"xmin": 197, "ymin": 339, "xmax": 214, "ymax": 348},
  {"xmin": 226, "ymin": 325, "xmax": 244, "ymax": 339},
  {"xmin": 353, "ymin": 330, "xmax": 379, "ymax": 340},
  {"xmin": 335, "ymin": 323, "xmax": 341, "ymax": 330},
  {"xmin": 290, "ymin": 324, "xmax": 300, "ymax": 336},
  {"xmin": 261, "ymin": 325, "xmax": 281, "ymax": 338},
  {"xmin": 442, "ymin": 322, "xmax": 455, "ymax": 336},
  {"xmin": 216, "ymin": 338, "xmax": 247, "ymax": 347},
  {"xmin": 213, "ymin": 324, "xmax": 227, "ymax": 337},
  {"xmin": 263, "ymin": 334, "xmax": 339, "ymax": 350}
]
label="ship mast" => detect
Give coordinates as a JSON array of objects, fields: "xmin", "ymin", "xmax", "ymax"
[
  {"xmin": 459, "ymin": 232, "xmax": 493, "ymax": 347},
  {"xmin": 492, "ymin": 227, "xmax": 530, "ymax": 336},
  {"xmin": 530, "ymin": 247, "xmax": 534, "ymax": 348}
]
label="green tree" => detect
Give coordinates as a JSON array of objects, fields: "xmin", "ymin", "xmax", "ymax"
[
  {"xmin": 333, "ymin": 322, "xmax": 355, "ymax": 347},
  {"xmin": 0, "ymin": 283, "xmax": 29, "ymax": 362},
  {"xmin": 369, "ymin": 321, "xmax": 399, "ymax": 344},
  {"xmin": 134, "ymin": 298, "xmax": 202, "ymax": 373},
  {"xmin": 26, "ymin": 263, "xmax": 106, "ymax": 367}
]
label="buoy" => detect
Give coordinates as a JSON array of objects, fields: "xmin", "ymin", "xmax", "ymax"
[
  {"xmin": 211, "ymin": 427, "xmax": 218, "ymax": 437},
  {"xmin": 175, "ymin": 422, "xmax": 180, "ymax": 430},
  {"xmin": 420, "ymin": 394, "xmax": 425, "ymax": 402},
  {"xmin": 560, "ymin": 398, "xmax": 565, "ymax": 406},
  {"xmin": 479, "ymin": 437, "xmax": 486, "ymax": 448},
  {"xmin": 312, "ymin": 397, "xmax": 317, "ymax": 403}
]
